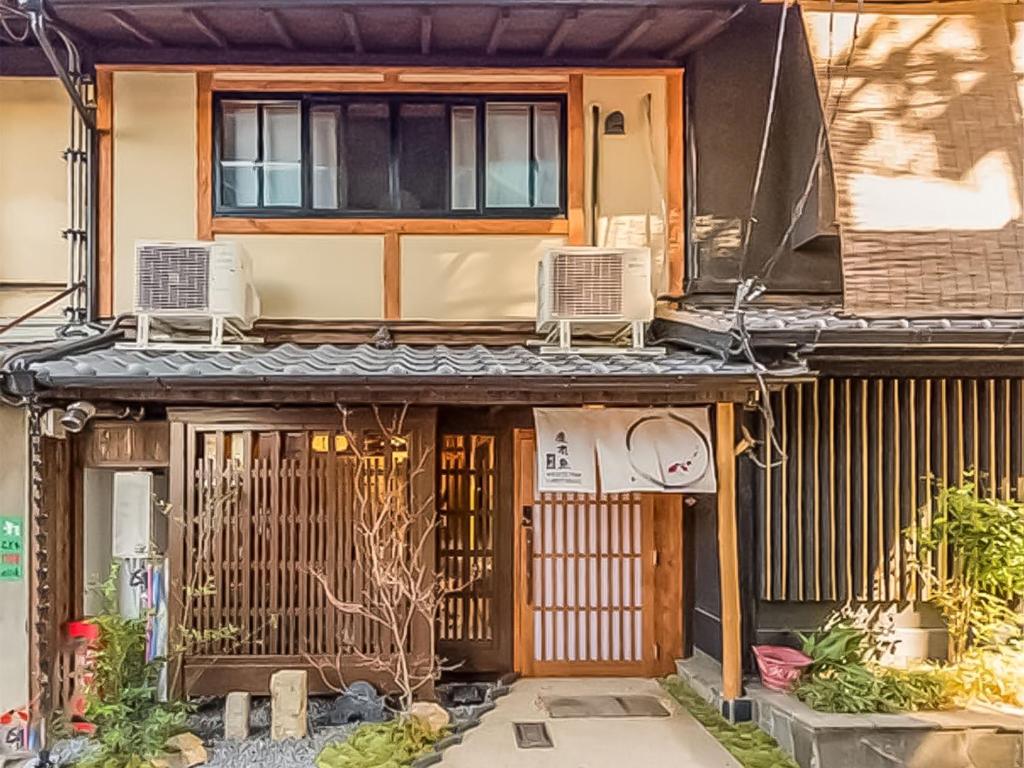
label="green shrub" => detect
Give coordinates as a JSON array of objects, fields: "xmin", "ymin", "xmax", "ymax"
[
  {"xmin": 78, "ymin": 565, "xmax": 188, "ymax": 768},
  {"xmin": 316, "ymin": 719, "xmax": 443, "ymax": 768},
  {"xmin": 794, "ymin": 615, "xmax": 950, "ymax": 714}
]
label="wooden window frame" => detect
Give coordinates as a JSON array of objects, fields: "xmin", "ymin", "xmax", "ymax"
[{"xmin": 212, "ymin": 91, "xmax": 568, "ymax": 221}]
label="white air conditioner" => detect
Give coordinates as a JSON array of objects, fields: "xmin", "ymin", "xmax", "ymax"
[
  {"xmin": 538, "ymin": 246, "xmax": 653, "ymax": 325},
  {"xmin": 536, "ymin": 246, "xmax": 657, "ymax": 353},
  {"xmin": 133, "ymin": 240, "xmax": 260, "ymax": 347}
]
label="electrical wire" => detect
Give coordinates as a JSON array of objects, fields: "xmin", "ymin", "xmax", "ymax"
[{"xmin": 733, "ymin": 0, "xmax": 793, "ymax": 296}]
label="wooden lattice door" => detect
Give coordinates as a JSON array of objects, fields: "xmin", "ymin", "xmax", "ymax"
[
  {"xmin": 514, "ymin": 430, "xmax": 683, "ymax": 677},
  {"xmin": 436, "ymin": 420, "xmax": 513, "ymax": 674}
]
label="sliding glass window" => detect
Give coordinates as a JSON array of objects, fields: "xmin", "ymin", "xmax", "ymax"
[{"xmin": 215, "ymin": 93, "xmax": 566, "ymax": 218}]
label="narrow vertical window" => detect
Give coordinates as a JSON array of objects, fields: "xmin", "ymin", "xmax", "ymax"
[
  {"xmin": 340, "ymin": 102, "xmax": 391, "ymax": 212},
  {"xmin": 261, "ymin": 102, "xmax": 301, "ymax": 207},
  {"xmin": 220, "ymin": 101, "xmax": 259, "ymax": 208},
  {"xmin": 450, "ymin": 105, "xmax": 477, "ymax": 211},
  {"xmin": 533, "ymin": 103, "xmax": 561, "ymax": 209},
  {"xmin": 311, "ymin": 106, "xmax": 340, "ymax": 209},
  {"xmin": 485, "ymin": 103, "xmax": 531, "ymax": 208},
  {"xmin": 398, "ymin": 103, "xmax": 449, "ymax": 212}
]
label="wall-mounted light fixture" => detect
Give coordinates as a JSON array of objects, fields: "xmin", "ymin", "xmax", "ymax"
[{"xmin": 603, "ymin": 111, "xmax": 626, "ymax": 136}]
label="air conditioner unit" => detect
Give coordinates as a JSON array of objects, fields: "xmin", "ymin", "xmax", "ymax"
[
  {"xmin": 536, "ymin": 246, "xmax": 658, "ymax": 353},
  {"xmin": 133, "ymin": 240, "xmax": 260, "ymax": 348}
]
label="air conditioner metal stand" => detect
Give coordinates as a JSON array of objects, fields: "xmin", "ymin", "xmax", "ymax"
[
  {"xmin": 117, "ymin": 313, "xmax": 262, "ymax": 351},
  {"xmin": 538, "ymin": 320, "xmax": 666, "ymax": 356}
]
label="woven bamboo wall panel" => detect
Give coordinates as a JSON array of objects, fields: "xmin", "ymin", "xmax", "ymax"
[
  {"xmin": 758, "ymin": 377, "xmax": 1024, "ymax": 602},
  {"xmin": 803, "ymin": 5, "xmax": 1024, "ymax": 314}
]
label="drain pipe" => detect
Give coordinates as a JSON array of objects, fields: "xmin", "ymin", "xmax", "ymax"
[{"xmin": 22, "ymin": 1, "xmax": 95, "ymax": 130}]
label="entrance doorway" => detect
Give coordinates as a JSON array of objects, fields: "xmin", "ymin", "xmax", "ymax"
[{"xmin": 513, "ymin": 430, "xmax": 683, "ymax": 677}]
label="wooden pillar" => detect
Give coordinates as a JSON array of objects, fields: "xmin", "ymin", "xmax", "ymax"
[{"xmin": 715, "ymin": 402, "xmax": 743, "ymax": 701}]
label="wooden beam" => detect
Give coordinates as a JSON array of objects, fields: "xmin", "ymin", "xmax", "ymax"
[
  {"xmin": 544, "ymin": 10, "xmax": 578, "ymax": 58},
  {"xmin": 715, "ymin": 401, "xmax": 743, "ymax": 702},
  {"xmin": 186, "ymin": 9, "xmax": 227, "ymax": 49},
  {"xmin": 109, "ymin": 10, "xmax": 161, "ymax": 46},
  {"xmin": 609, "ymin": 8, "xmax": 657, "ymax": 59},
  {"xmin": 567, "ymin": 73, "xmax": 586, "ymax": 245},
  {"xmin": 96, "ymin": 70, "xmax": 114, "ymax": 318},
  {"xmin": 265, "ymin": 9, "xmax": 296, "ymax": 50},
  {"xmin": 420, "ymin": 10, "xmax": 432, "ymax": 56},
  {"xmin": 666, "ymin": 70, "xmax": 684, "ymax": 294},
  {"xmin": 342, "ymin": 11, "xmax": 363, "ymax": 54},
  {"xmin": 210, "ymin": 77, "xmax": 568, "ymax": 94},
  {"xmin": 487, "ymin": 9, "xmax": 512, "ymax": 56},
  {"xmin": 383, "ymin": 231, "xmax": 400, "ymax": 320},
  {"xmin": 211, "ymin": 217, "xmax": 570, "ymax": 236},
  {"xmin": 196, "ymin": 72, "xmax": 214, "ymax": 241}
]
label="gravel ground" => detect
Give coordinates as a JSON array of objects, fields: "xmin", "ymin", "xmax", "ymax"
[{"xmin": 40, "ymin": 683, "xmax": 505, "ymax": 768}]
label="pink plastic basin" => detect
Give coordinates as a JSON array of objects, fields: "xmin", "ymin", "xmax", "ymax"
[{"xmin": 752, "ymin": 645, "xmax": 813, "ymax": 692}]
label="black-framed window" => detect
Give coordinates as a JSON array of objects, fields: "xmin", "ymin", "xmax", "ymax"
[{"xmin": 214, "ymin": 93, "xmax": 567, "ymax": 218}]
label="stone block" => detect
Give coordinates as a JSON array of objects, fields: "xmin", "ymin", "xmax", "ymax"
[
  {"xmin": 224, "ymin": 691, "xmax": 251, "ymax": 740},
  {"xmin": 330, "ymin": 680, "xmax": 387, "ymax": 725},
  {"xmin": 408, "ymin": 702, "xmax": 451, "ymax": 734},
  {"xmin": 271, "ymin": 670, "xmax": 308, "ymax": 741}
]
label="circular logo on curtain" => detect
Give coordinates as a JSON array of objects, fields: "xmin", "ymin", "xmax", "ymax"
[{"xmin": 624, "ymin": 412, "xmax": 712, "ymax": 489}]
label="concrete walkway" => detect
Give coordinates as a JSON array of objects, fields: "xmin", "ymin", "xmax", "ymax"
[{"xmin": 440, "ymin": 677, "xmax": 742, "ymax": 768}]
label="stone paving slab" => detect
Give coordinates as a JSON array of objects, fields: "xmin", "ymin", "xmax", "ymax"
[{"xmin": 439, "ymin": 677, "xmax": 741, "ymax": 768}]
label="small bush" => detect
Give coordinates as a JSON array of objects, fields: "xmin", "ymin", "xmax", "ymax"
[
  {"xmin": 316, "ymin": 719, "xmax": 443, "ymax": 768},
  {"xmin": 794, "ymin": 615, "xmax": 951, "ymax": 714},
  {"xmin": 78, "ymin": 565, "xmax": 189, "ymax": 768}
]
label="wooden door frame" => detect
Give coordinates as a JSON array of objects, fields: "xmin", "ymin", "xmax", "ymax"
[
  {"xmin": 435, "ymin": 408, "xmax": 515, "ymax": 675},
  {"xmin": 512, "ymin": 428, "xmax": 682, "ymax": 677}
]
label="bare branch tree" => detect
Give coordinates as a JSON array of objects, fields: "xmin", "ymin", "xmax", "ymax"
[{"xmin": 310, "ymin": 405, "xmax": 462, "ymax": 712}]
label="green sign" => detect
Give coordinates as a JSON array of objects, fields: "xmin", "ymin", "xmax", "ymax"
[{"xmin": 0, "ymin": 517, "xmax": 24, "ymax": 581}]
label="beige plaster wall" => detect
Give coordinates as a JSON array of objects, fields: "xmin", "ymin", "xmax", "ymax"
[
  {"xmin": 0, "ymin": 78, "xmax": 69, "ymax": 319},
  {"xmin": 401, "ymin": 235, "xmax": 565, "ymax": 320},
  {"xmin": 0, "ymin": 406, "xmax": 28, "ymax": 713},
  {"xmin": 112, "ymin": 72, "xmax": 197, "ymax": 314},
  {"xmin": 583, "ymin": 75, "xmax": 669, "ymax": 292},
  {"xmin": 215, "ymin": 235, "xmax": 384, "ymax": 319}
]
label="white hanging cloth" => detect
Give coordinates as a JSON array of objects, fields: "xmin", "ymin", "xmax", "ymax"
[
  {"xmin": 534, "ymin": 407, "xmax": 717, "ymax": 494},
  {"xmin": 595, "ymin": 408, "xmax": 716, "ymax": 493},
  {"xmin": 534, "ymin": 408, "xmax": 598, "ymax": 493}
]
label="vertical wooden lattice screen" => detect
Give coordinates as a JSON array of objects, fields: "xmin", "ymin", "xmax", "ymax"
[
  {"xmin": 437, "ymin": 434, "xmax": 496, "ymax": 647},
  {"xmin": 175, "ymin": 422, "xmax": 420, "ymax": 692},
  {"xmin": 758, "ymin": 378, "xmax": 1024, "ymax": 602}
]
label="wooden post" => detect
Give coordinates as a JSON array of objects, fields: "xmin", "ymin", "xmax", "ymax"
[{"xmin": 715, "ymin": 402, "xmax": 743, "ymax": 701}]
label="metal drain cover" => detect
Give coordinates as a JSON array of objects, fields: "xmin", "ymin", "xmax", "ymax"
[
  {"xmin": 513, "ymin": 721, "xmax": 554, "ymax": 749},
  {"xmin": 542, "ymin": 695, "xmax": 670, "ymax": 718}
]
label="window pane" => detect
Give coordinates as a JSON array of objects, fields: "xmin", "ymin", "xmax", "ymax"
[
  {"xmin": 534, "ymin": 103, "xmax": 561, "ymax": 208},
  {"xmin": 311, "ymin": 106, "xmax": 340, "ymax": 209},
  {"xmin": 221, "ymin": 102, "xmax": 258, "ymax": 161},
  {"xmin": 221, "ymin": 163, "xmax": 258, "ymax": 207},
  {"xmin": 341, "ymin": 102, "xmax": 391, "ymax": 211},
  {"xmin": 264, "ymin": 163, "xmax": 302, "ymax": 207},
  {"xmin": 485, "ymin": 103, "xmax": 530, "ymax": 208},
  {"xmin": 398, "ymin": 103, "xmax": 448, "ymax": 211},
  {"xmin": 450, "ymin": 106, "xmax": 477, "ymax": 210},
  {"xmin": 262, "ymin": 102, "xmax": 301, "ymax": 162}
]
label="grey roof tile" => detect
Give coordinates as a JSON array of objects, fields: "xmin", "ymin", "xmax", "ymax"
[{"xmin": 25, "ymin": 342, "xmax": 805, "ymax": 387}]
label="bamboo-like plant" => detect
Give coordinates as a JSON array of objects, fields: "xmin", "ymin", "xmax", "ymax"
[{"xmin": 913, "ymin": 479, "xmax": 1024, "ymax": 662}]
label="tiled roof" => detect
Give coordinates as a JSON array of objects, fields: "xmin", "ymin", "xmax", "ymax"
[
  {"xmin": 23, "ymin": 342, "xmax": 805, "ymax": 388},
  {"xmin": 657, "ymin": 307, "xmax": 1024, "ymax": 339}
]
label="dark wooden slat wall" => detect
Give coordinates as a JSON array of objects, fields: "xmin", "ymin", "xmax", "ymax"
[{"xmin": 757, "ymin": 377, "xmax": 1024, "ymax": 603}]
